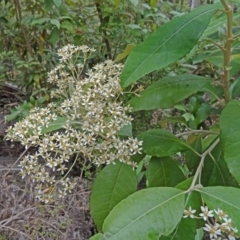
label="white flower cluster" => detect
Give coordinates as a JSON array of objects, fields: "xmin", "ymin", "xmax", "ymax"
[
  {"xmin": 6, "ymin": 44, "xmax": 142, "ymax": 203},
  {"xmin": 183, "ymin": 206, "xmax": 239, "ymax": 240}
]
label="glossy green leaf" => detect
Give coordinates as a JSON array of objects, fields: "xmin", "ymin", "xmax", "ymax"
[
  {"xmin": 129, "ymin": 75, "xmax": 212, "ymax": 111},
  {"xmin": 139, "ymin": 129, "xmax": 194, "ymax": 157},
  {"xmin": 90, "ymin": 161, "xmax": 138, "ymax": 231},
  {"xmin": 121, "ymin": 3, "xmax": 221, "ymax": 87},
  {"xmin": 220, "ymin": 100, "xmax": 240, "ymax": 183},
  {"xmin": 101, "ymin": 188, "xmax": 185, "ymax": 239},
  {"xmin": 146, "ymin": 157, "xmax": 185, "ymax": 188},
  {"xmin": 197, "ymin": 187, "xmax": 240, "ymax": 230}
]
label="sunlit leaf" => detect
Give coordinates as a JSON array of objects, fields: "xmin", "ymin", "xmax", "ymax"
[
  {"xmin": 101, "ymin": 188, "xmax": 185, "ymax": 239},
  {"xmin": 129, "ymin": 75, "xmax": 212, "ymax": 111},
  {"xmin": 121, "ymin": 3, "xmax": 221, "ymax": 87}
]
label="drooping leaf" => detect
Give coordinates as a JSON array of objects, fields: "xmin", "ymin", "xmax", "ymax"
[
  {"xmin": 50, "ymin": 19, "xmax": 60, "ymax": 29},
  {"xmin": 121, "ymin": 3, "xmax": 221, "ymax": 87},
  {"xmin": 220, "ymin": 100, "xmax": 240, "ymax": 184},
  {"xmin": 138, "ymin": 129, "xmax": 194, "ymax": 157},
  {"xmin": 101, "ymin": 188, "xmax": 185, "ymax": 239},
  {"xmin": 129, "ymin": 75, "xmax": 212, "ymax": 111},
  {"xmin": 197, "ymin": 187, "xmax": 240, "ymax": 230},
  {"xmin": 146, "ymin": 157, "xmax": 186, "ymax": 188},
  {"xmin": 90, "ymin": 161, "xmax": 138, "ymax": 231},
  {"xmin": 114, "ymin": 43, "xmax": 136, "ymax": 62}
]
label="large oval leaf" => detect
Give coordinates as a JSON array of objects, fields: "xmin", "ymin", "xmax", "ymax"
[
  {"xmin": 129, "ymin": 74, "xmax": 212, "ymax": 111},
  {"xmin": 101, "ymin": 187, "xmax": 185, "ymax": 239},
  {"xmin": 220, "ymin": 100, "xmax": 240, "ymax": 184},
  {"xmin": 197, "ymin": 187, "xmax": 240, "ymax": 231},
  {"xmin": 121, "ymin": 3, "xmax": 221, "ymax": 87},
  {"xmin": 90, "ymin": 161, "xmax": 138, "ymax": 230},
  {"xmin": 138, "ymin": 129, "xmax": 194, "ymax": 157}
]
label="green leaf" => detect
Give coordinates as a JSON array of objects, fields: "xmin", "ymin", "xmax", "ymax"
[
  {"xmin": 101, "ymin": 188, "xmax": 185, "ymax": 239},
  {"xmin": 49, "ymin": 27, "xmax": 60, "ymax": 44},
  {"xmin": 195, "ymin": 229, "xmax": 203, "ymax": 240},
  {"xmin": 129, "ymin": 75, "xmax": 212, "ymax": 111},
  {"xmin": 138, "ymin": 129, "xmax": 194, "ymax": 157},
  {"xmin": 50, "ymin": 19, "xmax": 60, "ymax": 29},
  {"xmin": 118, "ymin": 123, "xmax": 132, "ymax": 137},
  {"xmin": 203, "ymin": 11, "xmax": 240, "ymax": 39},
  {"xmin": 146, "ymin": 157, "xmax": 185, "ymax": 188},
  {"xmin": 160, "ymin": 191, "xmax": 201, "ymax": 240},
  {"xmin": 129, "ymin": 0, "xmax": 139, "ymax": 7},
  {"xmin": 220, "ymin": 100, "xmax": 240, "ymax": 184},
  {"xmin": 44, "ymin": 0, "xmax": 54, "ymax": 11},
  {"xmin": 204, "ymin": 50, "xmax": 240, "ymax": 77},
  {"xmin": 201, "ymin": 142, "xmax": 239, "ymax": 187},
  {"xmin": 31, "ymin": 17, "xmax": 49, "ymax": 25},
  {"xmin": 90, "ymin": 233, "xmax": 104, "ymax": 240},
  {"xmin": 90, "ymin": 161, "xmax": 138, "ymax": 231},
  {"xmin": 197, "ymin": 187, "xmax": 240, "ymax": 230},
  {"xmin": 114, "ymin": 0, "xmax": 121, "ymax": 8},
  {"xmin": 114, "ymin": 43, "xmax": 136, "ymax": 62},
  {"xmin": 121, "ymin": 3, "xmax": 221, "ymax": 87},
  {"xmin": 53, "ymin": 0, "xmax": 62, "ymax": 7},
  {"xmin": 41, "ymin": 117, "xmax": 67, "ymax": 134},
  {"xmin": 230, "ymin": 77, "xmax": 240, "ymax": 98}
]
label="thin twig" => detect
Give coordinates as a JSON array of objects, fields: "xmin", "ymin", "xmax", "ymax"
[
  {"xmin": 3, "ymin": 147, "xmax": 29, "ymax": 178},
  {"xmin": 188, "ymin": 138, "xmax": 220, "ymax": 191}
]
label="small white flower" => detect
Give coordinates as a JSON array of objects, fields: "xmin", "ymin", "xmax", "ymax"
[
  {"xmin": 199, "ymin": 206, "xmax": 214, "ymax": 221},
  {"xmin": 215, "ymin": 208, "xmax": 228, "ymax": 220},
  {"xmin": 222, "ymin": 217, "xmax": 233, "ymax": 231},
  {"xmin": 203, "ymin": 223, "xmax": 221, "ymax": 239},
  {"xmin": 183, "ymin": 206, "xmax": 196, "ymax": 218}
]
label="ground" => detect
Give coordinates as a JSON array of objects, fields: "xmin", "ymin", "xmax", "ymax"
[{"xmin": 0, "ymin": 85, "xmax": 95, "ymax": 239}]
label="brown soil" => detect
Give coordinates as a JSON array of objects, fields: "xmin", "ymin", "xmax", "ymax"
[{"xmin": 0, "ymin": 85, "xmax": 95, "ymax": 239}]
